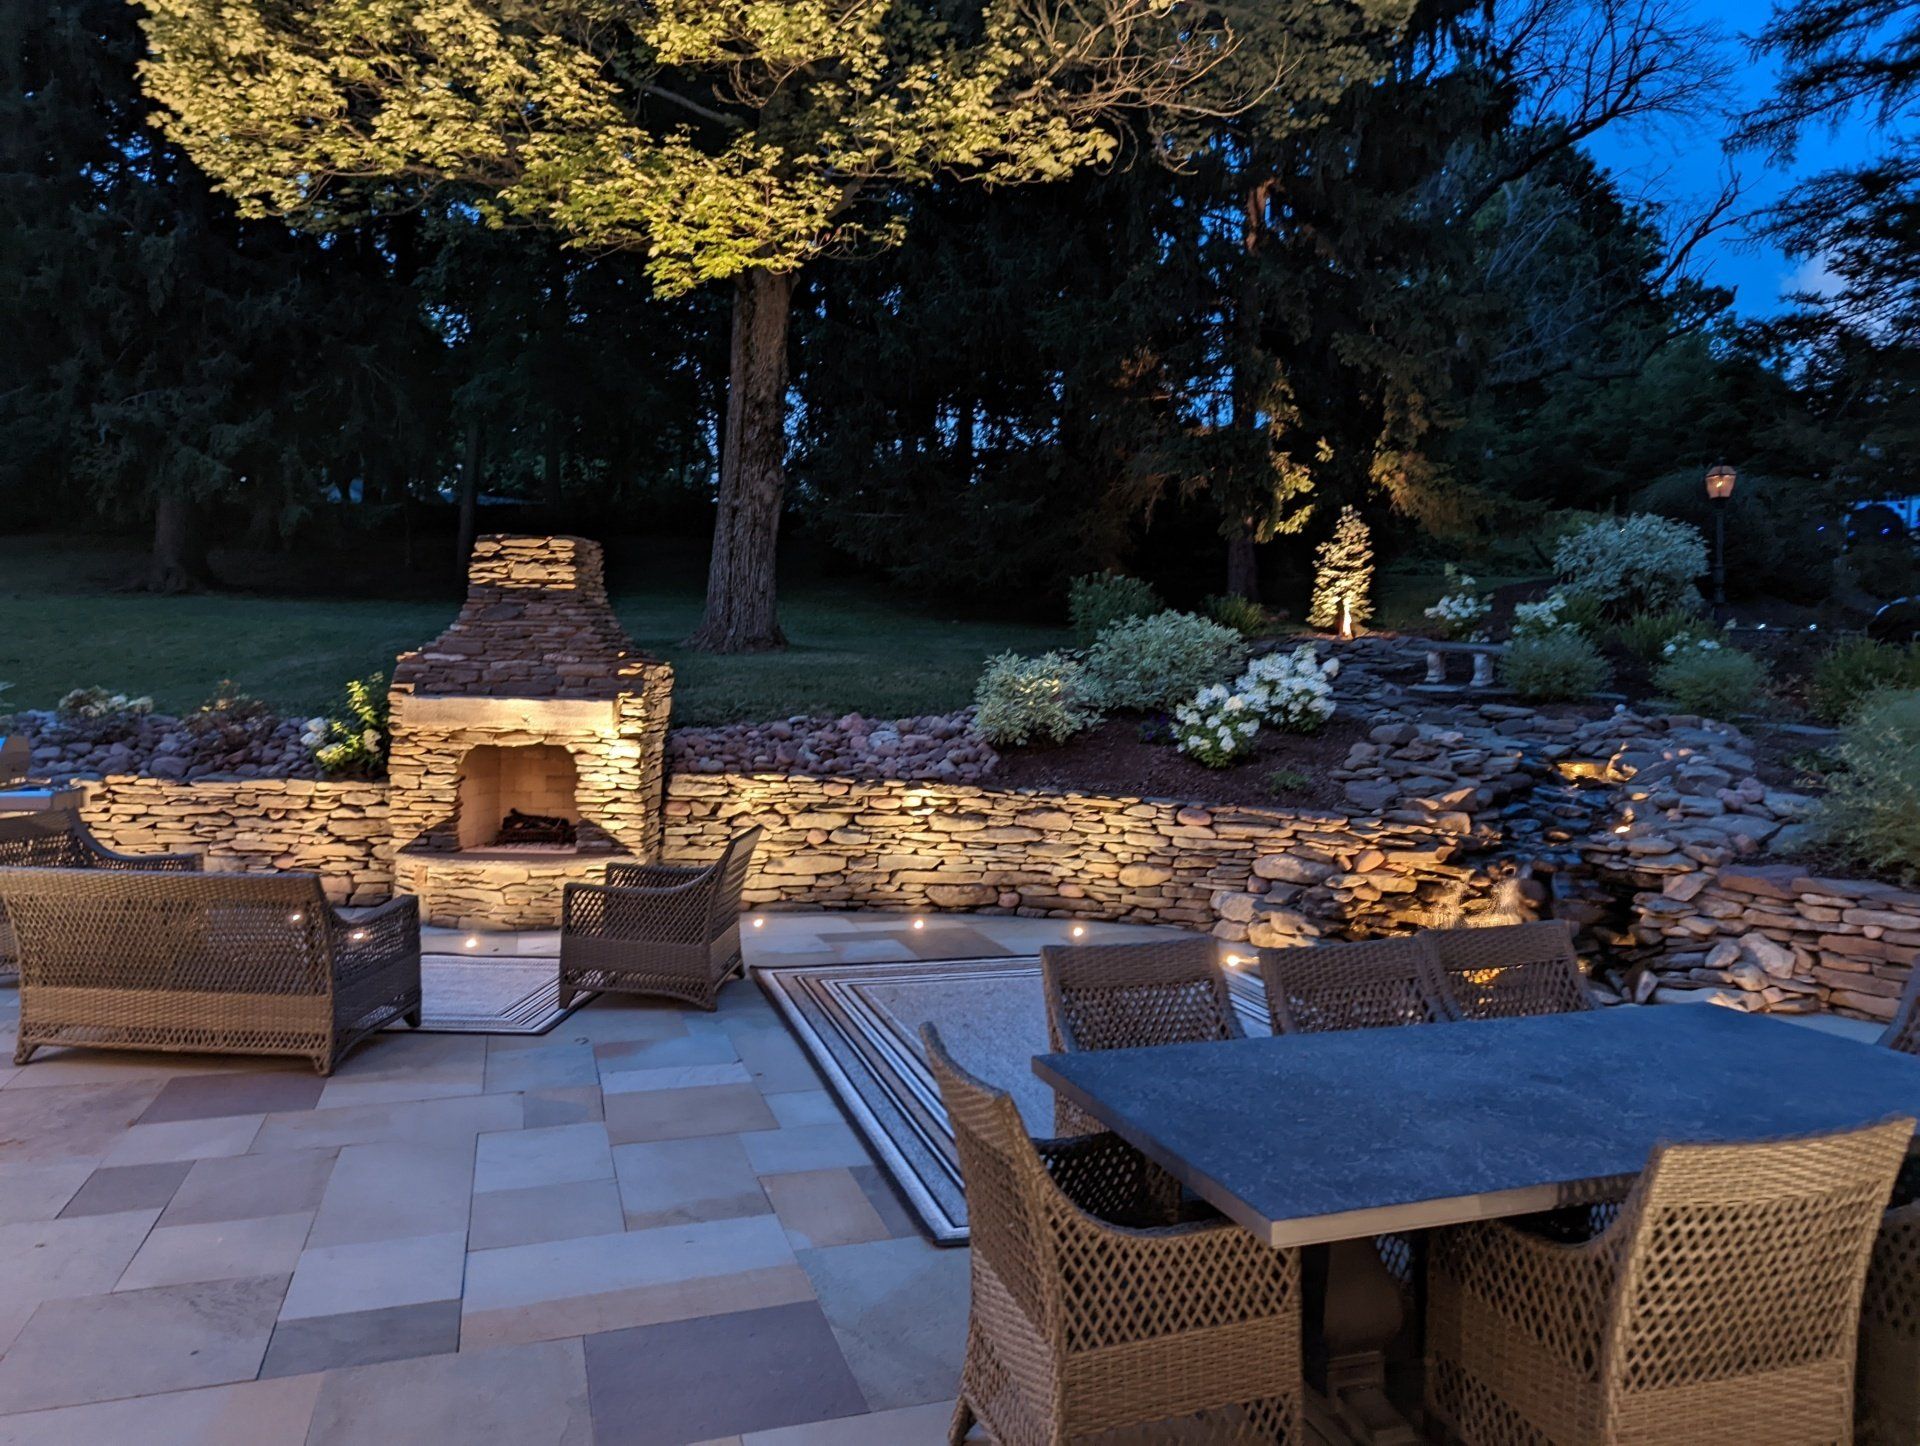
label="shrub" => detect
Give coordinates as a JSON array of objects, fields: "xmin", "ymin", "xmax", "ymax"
[
  {"xmin": 1204, "ymin": 593, "xmax": 1271, "ymax": 638},
  {"xmin": 1614, "ymin": 608, "xmax": 1714, "ymax": 663},
  {"xmin": 1809, "ymin": 638, "xmax": 1920, "ymax": 724},
  {"xmin": 1500, "ymin": 631, "xmax": 1611, "ymax": 700},
  {"xmin": 1265, "ymin": 767, "xmax": 1312, "ymax": 796},
  {"xmin": 1084, "ymin": 611, "xmax": 1246, "ymax": 712},
  {"xmin": 1235, "ymin": 645, "xmax": 1339, "ymax": 733},
  {"xmin": 1173, "ymin": 684, "xmax": 1261, "ymax": 768},
  {"xmin": 1551, "ymin": 513, "xmax": 1708, "ymax": 618},
  {"xmin": 1814, "ymin": 689, "xmax": 1920, "ymax": 883},
  {"xmin": 1307, "ymin": 506, "xmax": 1374, "ymax": 633},
  {"xmin": 1422, "ymin": 565, "xmax": 1491, "ymax": 640},
  {"xmin": 972, "ymin": 652, "xmax": 1099, "ymax": 747},
  {"xmin": 1068, "ymin": 572, "xmax": 1162, "ymax": 645},
  {"xmin": 1651, "ymin": 642, "xmax": 1767, "ymax": 718},
  {"xmin": 307, "ymin": 673, "xmax": 392, "ymax": 777},
  {"xmin": 57, "ymin": 686, "xmax": 154, "ymax": 719}
]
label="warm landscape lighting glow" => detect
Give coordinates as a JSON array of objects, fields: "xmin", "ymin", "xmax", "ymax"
[
  {"xmin": 911, "ymin": 918, "xmax": 924, "ymax": 930},
  {"xmin": 752, "ymin": 916, "xmax": 765, "ymax": 928},
  {"xmin": 465, "ymin": 935, "xmax": 480, "ymax": 949},
  {"xmin": 1071, "ymin": 925, "xmax": 1086, "ymax": 938}
]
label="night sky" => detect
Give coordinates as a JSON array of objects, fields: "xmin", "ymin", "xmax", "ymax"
[{"xmin": 1581, "ymin": 0, "xmax": 1886, "ymax": 318}]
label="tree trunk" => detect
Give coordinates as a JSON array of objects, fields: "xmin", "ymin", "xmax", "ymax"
[
  {"xmin": 146, "ymin": 492, "xmax": 215, "ymax": 593},
  {"xmin": 687, "ymin": 267, "xmax": 796, "ymax": 652},
  {"xmin": 458, "ymin": 418, "xmax": 482, "ymax": 575},
  {"xmin": 1226, "ymin": 533, "xmax": 1261, "ymax": 601}
]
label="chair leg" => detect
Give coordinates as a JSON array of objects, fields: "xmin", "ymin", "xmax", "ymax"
[
  {"xmin": 403, "ymin": 1006, "xmax": 422, "ymax": 1029},
  {"xmin": 947, "ymin": 1396, "xmax": 974, "ymax": 1445},
  {"xmin": 13, "ymin": 1041, "xmax": 34, "ymax": 1066}
]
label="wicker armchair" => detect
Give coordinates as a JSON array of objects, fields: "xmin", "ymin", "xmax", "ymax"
[
  {"xmin": 1426, "ymin": 1118, "xmax": 1913, "ymax": 1446},
  {"xmin": 1258, "ymin": 936, "xmax": 1455, "ymax": 1035},
  {"xmin": 1858, "ymin": 1197, "xmax": 1920, "ymax": 1446},
  {"xmin": 558, "ymin": 828, "xmax": 762, "ymax": 1012},
  {"xmin": 0, "ymin": 811, "xmax": 199, "ymax": 981},
  {"xmin": 1, "ymin": 868, "xmax": 420, "ymax": 1074},
  {"xmin": 1430, "ymin": 919, "xmax": 1595, "ymax": 1021},
  {"xmin": 924, "ymin": 1024, "xmax": 1303, "ymax": 1446},
  {"xmin": 1039, "ymin": 936, "xmax": 1244, "ymax": 1138}
]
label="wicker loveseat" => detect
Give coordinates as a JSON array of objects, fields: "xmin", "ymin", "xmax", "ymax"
[
  {"xmin": 0, "ymin": 811, "xmax": 199, "ymax": 981},
  {"xmin": 0, "ymin": 868, "xmax": 421, "ymax": 1074}
]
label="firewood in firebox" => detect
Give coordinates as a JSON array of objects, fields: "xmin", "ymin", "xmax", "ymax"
[{"xmin": 495, "ymin": 809, "xmax": 577, "ymax": 847}]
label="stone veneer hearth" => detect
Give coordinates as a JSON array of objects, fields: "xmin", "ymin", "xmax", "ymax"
[{"xmin": 385, "ymin": 535, "xmax": 673, "ymax": 929}]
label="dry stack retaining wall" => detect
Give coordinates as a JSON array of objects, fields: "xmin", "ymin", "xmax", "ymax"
[
  {"xmin": 78, "ymin": 777, "xmax": 392, "ymax": 906},
  {"xmin": 1630, "ymin": 863, "xmax": 1920, "ymax": 1023},
  {"xmin": 662, "ymin": 772, "xmax": 1498, "ymax": 944}
]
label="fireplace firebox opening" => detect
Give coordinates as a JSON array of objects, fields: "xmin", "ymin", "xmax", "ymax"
[{"xmin": 455, "ymin": 744, "xmax": 581, "ymax": 852}]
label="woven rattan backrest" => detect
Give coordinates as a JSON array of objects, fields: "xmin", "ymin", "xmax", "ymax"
[
  {"xmin": 1040, "ymin": 938, "xmax": 1244, "ymax": 1054},
  {"xmin": 707, "ymin": 827, "xmax": 763, "ymax": 932},
  {"xmin": 1601, "ymin": 1119, "xmax": 1914, "ymax": 1401},
  {"xmin": 0, "ymin": 813, "xmax": 90, "ymax": 869},
  {"xmin": 922, "ymin": 1023, "xmax": 1056, "ymax": 1330},
  {"xmin": 0, "ymin": 868, "xmax": 335, "ymax": 992},
  {"xmin": 1259, "ymin": 936, "xmax": 1454, "ymax": 1034},
  {"xmin": 1881, "ymin": 970, "xmax": 1920, "ymax": 1056},
  {"xmin": 1430, "ymin": 919, "xmax": 1594, "ymax": 1019}
]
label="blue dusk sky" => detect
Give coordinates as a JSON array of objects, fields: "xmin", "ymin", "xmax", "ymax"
[{"xmin": 1581, "ymin": 0, "xmax": 1887, "ymax": 317}]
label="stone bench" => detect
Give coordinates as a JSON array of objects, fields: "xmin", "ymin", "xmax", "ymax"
[{"xmin": 1418, "ymin": 640, "xmax": 1503, "ymax": 690}]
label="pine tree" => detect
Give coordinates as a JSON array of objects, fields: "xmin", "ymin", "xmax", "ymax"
[{"xmin": 1307, "ymin": 507, "xmax": 1374, "ymax": 636}]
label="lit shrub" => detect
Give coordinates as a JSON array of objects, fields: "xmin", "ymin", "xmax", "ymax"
[
  {"xmin": 1809, "ymin": 638, "xmax": 1920, "ymax": 724},
  {"xmin": 1204, "ymin": 593, "xmax": 1271, "ymax": 638},
  {"xmin": 1422, "ymin": 565, "xmax": 1492, "ymax": 640},
  {"xmin": 1814, "ymin": 689, "xmax": 1920, "ymax": 884},
  {"xmin": 1173, "ymin": 684, "xmax": 1261, "ymax": 768},
  {"xmin": 972, "ymin": 652, "xmax": 1099, "ymax": 747},
  {"xmin": 1084, "ymin": 611, "xmax": 1247, "ymax": 712},
  {"xmin": 305, "ymin": 673, "xmax": 392, "ymax": 777},
  {"xmin": 1613, "ymin": 608, "xmax": 1714, "ymax": 663},
  {"xmin": 1651, "ymin": 641, "xmax": 1767, "ymax": 718},
  {"xmin": 57, "ymin": 686, "xmax": 154, "ymax": 719},
  {"xmin": 1235, "ymin": 645, "xmax": 1339, "ymax": 733},
  {"xmin": 1068, "ymin": 572, "xmax": 1163, "ymax": 645},
  {"xmin": 1500, "ymin": 631, "xmax": 1611, "ymax": 701},
  {"xmin": 1551, "ymin": 513, "xmax": 1708, "ymax": 618}
]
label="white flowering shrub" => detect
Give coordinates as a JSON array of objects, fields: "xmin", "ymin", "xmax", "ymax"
[
  {"xmin": 1510, "ymin": 590, "xmax": 1578, "ymax": 639},
  {"xmin": 1423, "ymin": 566, "xmax": 1491, "ymax": 640},
  {"xmin": 1174, "ymin": 684, "xmax": 1261, "ymax": 768},
  {"xmin": 1235, "ymin": 645, "xmax": 1339, "ymax": 732},
  {"xmin": 311, "ymin": 673, "xmax": 391, "ymax": 777},
  {"xmin": 973, "ymin": 652, "xmax": 1100, "ymax": 746},
  {"xmin": 1084, "ymin": 611, "xmax": 1247, "ymax": 712},
  {"xmin": 1551, "ymin": 513, "xmax": 1708, "ymax": 617},
  {"xmin": 57, "ymin": 686, "xmax": 154, "ymax": 718}
]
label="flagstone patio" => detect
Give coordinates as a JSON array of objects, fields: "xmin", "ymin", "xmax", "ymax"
[{"xmin": 0, "ymin": 911, "xmax": 1177, "ymax": 1445}]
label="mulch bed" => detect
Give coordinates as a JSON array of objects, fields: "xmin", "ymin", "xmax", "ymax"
[{"xmin": 985, "ymin": 716, "xmax": 1365, "ymax": 811}]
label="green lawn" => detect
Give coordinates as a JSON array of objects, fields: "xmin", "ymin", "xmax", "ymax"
[{"xmin": 0, "ymin": 537, "xmax": 1070, "ymax": 725}]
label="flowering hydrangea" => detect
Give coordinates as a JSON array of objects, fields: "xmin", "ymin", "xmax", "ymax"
[
  {"xmin": 1422, "ymin": 566, "xmax": 1491, "ymax": 640},
  {"xmin": 1174, "ymin": 684, "xmax": 1261, "ymax": 768},
  {"xmin": 57, "ymin": 687, "xmax": 154, "ymax": 719},
  {"xmin": 1511, "ymin": 590, "xmax": 1575, "ymax": 639},
  {"xmin": 1234, "ymin": 645, "xmax": 1339, "ymax": 733},
  {"xmin": 1660, "ymin": 634, "xmax": 1721, "ymax": 658}
]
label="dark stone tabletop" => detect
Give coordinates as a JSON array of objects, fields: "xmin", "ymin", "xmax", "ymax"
[{"xmin": 1033, "ymin": 1006, "xmax": 1920, "ymax": 1246}]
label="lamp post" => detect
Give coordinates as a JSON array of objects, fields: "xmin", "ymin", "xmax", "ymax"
[{"xmin": 1705, "ymin": 463, "xmax": 1736, "ymax": 609}]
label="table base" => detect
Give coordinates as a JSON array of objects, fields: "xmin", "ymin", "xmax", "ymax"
[{"xmin": 1316, "ymin": 1238, "xmax": 1422, "ymax": 1444}]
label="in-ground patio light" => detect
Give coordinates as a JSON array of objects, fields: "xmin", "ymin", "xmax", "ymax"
[{"xmin": 1705, "ymin": 462, "xmax": 1737, "ymax": 607}]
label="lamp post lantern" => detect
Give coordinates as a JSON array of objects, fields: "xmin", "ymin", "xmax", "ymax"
[{"xmin": 1705, "ymin": 463, "xmax": 1736, "ymax": 608}]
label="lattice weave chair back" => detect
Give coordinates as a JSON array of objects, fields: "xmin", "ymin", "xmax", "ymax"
[
  {"xmin": 0, "ymin": 868, "xmax": 335, "ymax": 994},
  {"xmin": 1859, "ymin": 1198, "xmax": 1920, "ymax": 1445},
  {"xmin": 0, "ymin": 816, "xmax": 89, "ymax": 869},
  {"xmin": 1600, "ymin": 1119, "xmax": 1914, "ymax": 1431},
  {"xmin": 1259, "ymin": 935, "xmax": 1454, "ymax": 1034},
  {"xmin": 705, "ymin": 826, "xmax": 763, "ymax": 934},
  {"xmin": 1431, "ymin": 919, "xmax": 1594, "ymax": 1020},
  {"xmin": 1040, "ymin": 938, "xmax": 1242, "ymax": 1054}
]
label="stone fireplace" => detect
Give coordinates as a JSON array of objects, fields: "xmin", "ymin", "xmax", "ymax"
[{"xmin": 387, "ymin": 535, "xmax": 673, "ymax": 929}]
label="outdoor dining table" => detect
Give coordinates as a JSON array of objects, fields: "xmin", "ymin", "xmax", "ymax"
[{"xmin": 1033, "ymin": 1002, "xmax": 1920, "ymax": 1445}]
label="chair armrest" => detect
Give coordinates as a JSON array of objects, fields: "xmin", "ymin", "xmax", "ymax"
[
  {"xmin": 564, "ymin": 879, "xmax": 713, "ymax": 944},
  {"xmin": 330, "ymin": 896, "xmax": 420, "ymax": 977},
  {"xmin": 89, "ymin": 843, "xmax": 201, "ymax": 872},
  {"xmin": 605, "ymin": 860, "xmax": 712, "ymax": 891}
]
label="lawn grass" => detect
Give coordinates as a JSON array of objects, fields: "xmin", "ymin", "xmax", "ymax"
[{"xmin": 0, "ymin": 536, "xmax": 1070, "ymax": 726}]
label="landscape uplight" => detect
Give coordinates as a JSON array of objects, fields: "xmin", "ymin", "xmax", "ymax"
[{"xmin": 1705, "ymin": 464, "xmax": 1736, "ymax": 608}]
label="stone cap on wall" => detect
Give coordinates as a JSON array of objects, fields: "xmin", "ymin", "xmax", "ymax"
[{"xmin": 392, "ymin": 535, "xmax": 669, "ymax": 700}]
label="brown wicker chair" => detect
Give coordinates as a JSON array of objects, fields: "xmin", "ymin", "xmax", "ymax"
[
  {"xmin": 924, "ymin": 1024, "xmax": 1304, "ymax": 1445},
  {"xmin": 0, "ymin": 811, "xmax": 199, "ymax": 982},
  {"xmin": 1858, "ymin": 1198, "xmax": 1920, "ymax": 1446},
  {"xmin": 1, "ymin": 867, "xmax": 420, "ymax": 1074},
  {"xmin": 558, "ymin": 828, "xmax": 762, "ymax": 1011},
  {"xmin": 1430, "ymin": 919, "xmax": 1595, "ymax": 1021},
  {"xmin": 1038, "ymin": 936, "xmax": 1243, "ymax": 1139},
  {"xmin": 1426, "ymin": 1117, "xmax": 1913, "ymax": 1446},
  {"xmin": 1258, "ymin": 935, "xmax": 1455, "ymax": 1035}
]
